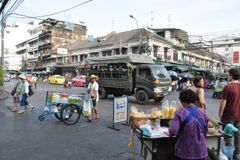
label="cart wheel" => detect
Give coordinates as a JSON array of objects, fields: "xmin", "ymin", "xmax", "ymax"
[
  {"xmin": 60, "ymin": 104, "xmax": 81, "ymax": 125},
  {"xmin": 38, "ymin": 115, "xmax": 45, "ymax": 121}
]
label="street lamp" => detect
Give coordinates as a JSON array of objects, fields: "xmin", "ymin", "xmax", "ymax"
[
  {"xmin": 129, "ymin": 15, "xmax": 139, "ymax": 29},
  {"xmin": 129, "ymin": 15, "xmax": 142, "ymax": 55}
]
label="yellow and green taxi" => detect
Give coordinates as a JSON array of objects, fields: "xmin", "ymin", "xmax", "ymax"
[{"xmin": 48, "ymin": 75, "xmax": 65, "ymax": 85}]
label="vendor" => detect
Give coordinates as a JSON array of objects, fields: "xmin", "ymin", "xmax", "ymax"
[{"xmin": 168, "ymin": 89, "xmax": 208, "ymax": 160}]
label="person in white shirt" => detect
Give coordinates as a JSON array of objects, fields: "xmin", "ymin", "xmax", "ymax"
[{"xmin": 87, "ymin": 75, "xmax": 99, "ymax": 119}]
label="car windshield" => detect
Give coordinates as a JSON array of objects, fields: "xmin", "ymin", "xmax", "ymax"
[{"xmin": 151, "ymin": 65, "xmax": 170, "ymax": 79}]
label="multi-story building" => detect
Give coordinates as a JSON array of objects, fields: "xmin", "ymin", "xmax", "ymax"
[
  {"xmin": 16, "ymin": 18, "xmax": 87, "ymax": 71},
  {"xmin": 210, "ymin": 36, "xmax": 240, "ymax": 66},
  {"xmin": 150, "ymin": 28, "xmax": 227, "ymax": 72},
  {"xmin": 2, "ymin": 22, "xmax": 34, "ymax": 70}
]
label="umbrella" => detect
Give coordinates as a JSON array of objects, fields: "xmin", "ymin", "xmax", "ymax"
[
  {"xmin": 179, "ymin": 73, "xmax": 194, "ymax": 79},
  {"xmin": 168, "ymin": 70, "xmax": 178, "ymax": 77}
]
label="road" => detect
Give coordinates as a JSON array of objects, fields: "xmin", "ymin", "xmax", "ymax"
[{"xmin": 0, "ymin": 80, "xmax": 220, "ymax": 160}]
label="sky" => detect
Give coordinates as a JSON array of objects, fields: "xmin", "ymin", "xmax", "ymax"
[{"xmin": 6, "ymin": 0, "xmax": 240, "ymax": 38}]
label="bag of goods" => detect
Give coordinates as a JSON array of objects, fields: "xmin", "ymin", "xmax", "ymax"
[
  {"xmin": 150, "ymin": 108, "xmax": 162, "ymax": 119},
  {"xmin": 130, "ymin": 106, "xmax": 148, "ymax": 128},
  {"xmin": 82, "ymin": 99, "xmax": 92, "ymax": 118},
  {"xmin": 162, "ymin": 100, "xmax": 170, "ymax": 118},
  {"xmin": 169, "ymin": 100, "xmax": 177, "ymax": 119}
]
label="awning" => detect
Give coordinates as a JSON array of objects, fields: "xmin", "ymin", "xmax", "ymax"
[{"xmin": 175, "ymin": 65, "xmax": 189, "ymax": 72}]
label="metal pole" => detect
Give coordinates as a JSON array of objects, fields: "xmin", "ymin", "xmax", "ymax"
[
  {"xmin": 1, "ymin": 12, "xmax": 5, "ymax": 66},
  {"xmin": 129, "ymin": 15, "xmax": 142, "ymax": 55},
  {"xmin": 211, "ymin": 41, "xmax": 214, "ymax": 72}
]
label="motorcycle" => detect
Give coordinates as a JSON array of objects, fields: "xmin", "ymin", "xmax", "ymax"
[{"xmin": 64, "ymin": 80, "xmax": 72, "ymax": 89}]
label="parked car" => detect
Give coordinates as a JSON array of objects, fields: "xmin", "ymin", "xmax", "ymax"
[
  {"xmin": 4, "ymin": 74, "xmax": 11, "ymax": 82},
  {"xmin": 71, "ymin": 75, "xmax": 86, "ymax": 87},
  {"xmin": 48, "ymin": 75, "xmax": 65, "ymax": 85}
]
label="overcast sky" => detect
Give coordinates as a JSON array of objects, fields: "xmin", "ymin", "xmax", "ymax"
[{"xmin": 7, "ymin": 0, "xmax": 240, "ymax": 38}]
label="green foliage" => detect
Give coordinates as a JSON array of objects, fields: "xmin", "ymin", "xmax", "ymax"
[{"xmin": 0, "ymin": 66, "xmax": 3, "ymax": 86}]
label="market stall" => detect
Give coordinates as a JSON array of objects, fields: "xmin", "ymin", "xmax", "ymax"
[{"xmin": 129, "ymin": 105, "xmax": 224, "ymax": 160}]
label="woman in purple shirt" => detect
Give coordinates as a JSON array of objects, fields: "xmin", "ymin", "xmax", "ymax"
[{"xmin": 169, "ymin": 89, "xmax": 208, "ymax": 160}]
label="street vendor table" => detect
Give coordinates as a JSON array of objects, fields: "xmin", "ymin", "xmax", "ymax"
[{"xmin": 132, "ymin": 125, "xmax": 224, "ymax": 160}]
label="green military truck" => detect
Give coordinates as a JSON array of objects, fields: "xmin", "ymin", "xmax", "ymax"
[{"xmin": 84, "ymin": 54, "xmax": 171, "ymax": 104}]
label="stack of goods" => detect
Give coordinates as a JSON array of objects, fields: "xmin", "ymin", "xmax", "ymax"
[
  {"xmin": 47, "ymin": 92, "xmax": 60, "ymax": 103},
  {"xmin": 130, "ymin": 107, "xmax": 148, "ymax": 128},
  {"xmin": 162, "ymin": 100, "xmax": 177, "ymax": 119},
  {"xmin": 150, "ymin": 108, "xmax": 162, "ymax": 119},
  {"xmin": 68, "ymin": 95, "xmax": 84, "ymax": 105},
  {"xmin": 207, "ymin": 118, "xmax": 220, "ymax": 135}
]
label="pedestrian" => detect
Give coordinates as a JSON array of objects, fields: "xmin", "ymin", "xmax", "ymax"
[
  {"xmin": 191, "ymin": 77, "xmax": 206, "ymax": 109},
  {"xmin": 87, "ymin": 74, "xmax": 99, "ymax": 119},
  {"xmin": 11, "ymin": 73, "xmax": 22, "ymax": 112},
  {"xmin": 219, "ymin": 68, "xmax": 240, "ymax": 160},
  {"xmin": 18, "ymin": 74, "xmax": 34, "ymax": 114},
  {"xmin": 168, "ymin": 89, "xmax": 208, "ymax": 160}
]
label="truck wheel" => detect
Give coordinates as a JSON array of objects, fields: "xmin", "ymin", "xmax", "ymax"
[
  {"xmin": 136, "ymin": 90, "xmax": 148, "ymax": 105},
  {"xmin": 99, "ymin": 87, "xmax": 108, "ymax": 99},
  {"xmin": 155, "ymin": 97, "xmax": 164, "ymax": 102}
]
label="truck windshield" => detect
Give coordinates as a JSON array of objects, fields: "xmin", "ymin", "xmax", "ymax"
[{"xmin": 151, "ymin": 65, "xmax": 170, "ymax": 79}]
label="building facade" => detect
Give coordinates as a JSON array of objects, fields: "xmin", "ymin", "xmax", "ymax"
[
  {"xmin": 3, "ymin": 22, "xmax": 34, "ymax": 70},
  {"xmin": 16, "ymin": 18, "xmax": 87, "ymax": 72}
]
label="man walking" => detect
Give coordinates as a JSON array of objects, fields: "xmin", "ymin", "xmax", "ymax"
[{"xmin": 219, "ymin": 68, "xmax": 240, "ymax": 160}]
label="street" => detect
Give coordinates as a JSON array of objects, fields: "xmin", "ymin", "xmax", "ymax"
[{"xmin": 0, "ymin": 80, "xmax": 221, "ymax": 160}]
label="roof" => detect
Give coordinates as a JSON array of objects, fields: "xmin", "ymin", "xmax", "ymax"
[
  {"xmin": 149, "ymin": 27, "xmax": 188, "ymax": 34},
  {"xmin": 85, "ymin": 54, "xmax": 154, "ymax": 65},
  {"xmin": 69, "ymin": 28, "xmax": 172, "ymax": 51}
]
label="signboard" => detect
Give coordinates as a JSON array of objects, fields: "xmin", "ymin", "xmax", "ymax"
[
  {"xmin": 233, "ymin": 51, "xmax": 239, "ymax": 63},
  {"xmin": 57, "ymin": 48, "xmax": 68, "ymax": 55},
  {"xmin": 113, "ymin": 96, "xmax": 128, "ymax": 123}
]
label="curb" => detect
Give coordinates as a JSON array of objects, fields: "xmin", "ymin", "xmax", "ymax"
[{"xmin": 0, "ymin": 91, "xmax": 9, "ymax": 100}]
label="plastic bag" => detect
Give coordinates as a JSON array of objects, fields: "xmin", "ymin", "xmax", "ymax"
[
  {"xmin": 82, "ymin": 97, "xmax": 92, "ymax": 118},
  {"xmin": 218, "ymin": 149, "xmax": 228, "ymax": 160},
  {"xmin": 169, "ymin": 100, "xmax": 177, "ymax": 119},
  {"xmin": 162, "ymin": 100, "xmax": 169, "ymax": 118}
]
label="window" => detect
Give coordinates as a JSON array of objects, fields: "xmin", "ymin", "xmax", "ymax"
[
  {"xmin": 122, "ymin": 48, "xmax": 127, "ymax": 55},
  {"xmin": 132, "ymin": 46, "xmax": 138, "ymax": 54},
  {"xmin": 164, "ymin": 47, "xmax": 169, "ymax": 60},
  {"xmin": 153, "ymin": 45, "xmax": 159, "ymax": 58},
  {"xmin": 173, "ymin": 50, "xmax": 178, "ymax": 61},
  {"xmin": 115, "ymin": 49, "xmax": 120, "ymax": 55},
  {"xmin": 139, "ymin": 68, "xmax": 152, "ymax": 81}
]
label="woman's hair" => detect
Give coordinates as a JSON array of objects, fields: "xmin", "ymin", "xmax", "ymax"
[
  {"xmin": 179, "ymin": 89, "xmax": 197, "ymax": 104},
  {"xmin": 193, "ymin": 77, "xmax": 203, "ymax": 88}
]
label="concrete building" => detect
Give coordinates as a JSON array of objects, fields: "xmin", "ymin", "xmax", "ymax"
[
  {"xmin": 210, "ymin": 36, "xmax": 240, "ymax": 66},
  {"xmin": 16, "ymin": 18, "xmax": 87, "ymax": 72},
  {"xmin": 2, "ymin": 22, "xmax": 34, "ymax": 70},
  {"xmin": 150, "ymin": 28, "xmax": 227, "ymax": 72}
]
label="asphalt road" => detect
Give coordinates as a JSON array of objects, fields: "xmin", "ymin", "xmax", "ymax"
[{"xmin": 0, "ymin": 80, "xmax": 221, "ymax": 160}]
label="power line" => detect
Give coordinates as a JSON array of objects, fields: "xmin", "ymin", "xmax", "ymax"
[{"xmin": 32, "ymin": 0, "xmax": 93, "ymax": 18}]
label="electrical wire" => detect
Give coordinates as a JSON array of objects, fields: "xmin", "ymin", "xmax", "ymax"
[{"xmin": 33, "ymin": 0, "xmax": 93, "ymax": 18}]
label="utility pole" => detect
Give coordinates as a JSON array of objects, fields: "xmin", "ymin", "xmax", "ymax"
[
  {"xmin": 129, "ymin": 15, "xmax": 142, "ymax": 55},
  {"xmin": 1, "ymin": 12, "xmax": 5, "ymax": 66},
  {"xmin": 211, "ymin": 41, "xmax": 214, "ymax": 72}
]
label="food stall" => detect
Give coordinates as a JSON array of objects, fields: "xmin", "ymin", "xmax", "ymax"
[{"xmin": 129, "ymin": 105, "xmax": 224, "ymax": 160}]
